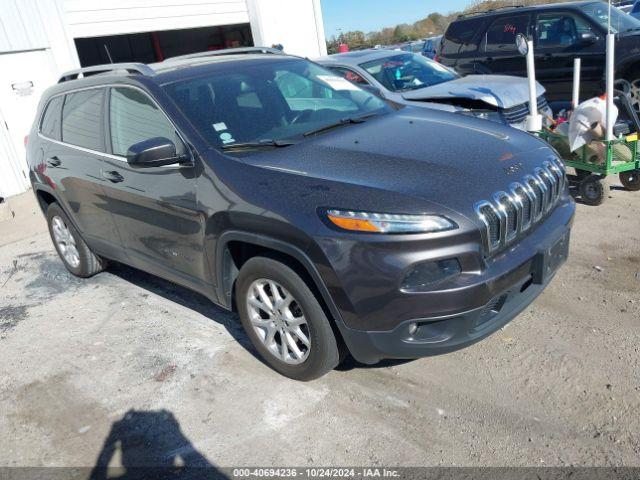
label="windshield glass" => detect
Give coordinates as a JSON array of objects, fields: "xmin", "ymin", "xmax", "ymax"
[
  {"xmin": 360, "ymin": 52, "xmax": 458, "ymax": 92},
  {"xmin": 163, "ymin": 58, "xmax": 390, "ymax": 149},
  {"xmin": 582, "ymin": 2, "xmax": 640, "ymax": 33}
]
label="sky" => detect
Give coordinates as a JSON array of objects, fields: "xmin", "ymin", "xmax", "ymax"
[{"xmin": 320, "ymin": 0, "xmax": 471, "ymax": 38}]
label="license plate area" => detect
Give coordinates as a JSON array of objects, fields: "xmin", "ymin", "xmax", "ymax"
[{"xmin": 532, "ymin": 231, "xmax": 570, "ymax": 284}]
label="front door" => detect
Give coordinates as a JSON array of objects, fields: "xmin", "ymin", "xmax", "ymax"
[
  {"xmin": 100, "ymin": 86, "xmax": 206, "ymax": 283},
  {"xmin": 0, "ymin": 49, "xmax": 59, "ymax": 196},
  {"xmin": 533, "ymin": 11, "xmax": 605, "ymax": 102}
]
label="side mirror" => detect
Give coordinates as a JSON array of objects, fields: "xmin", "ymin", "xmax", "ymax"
[
  {"xmin": 515, "ymin": 34, "xmax": 529, "ymax": 57},
  {"xmin": 579, "ymin": 31, "xmax": 598, "ymax": 45},
  {"xmin": 126, "ymin": 137, "xmax": 187, "ymax": 168}
]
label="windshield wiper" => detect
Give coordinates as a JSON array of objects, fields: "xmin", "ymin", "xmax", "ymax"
[
  {"xmin": 303, "ymin": 113, "xmax": 378, "ymax": 137},
  {"xmin": 222, "ymin": 139, "xmax": 297, "ymax": 152}
]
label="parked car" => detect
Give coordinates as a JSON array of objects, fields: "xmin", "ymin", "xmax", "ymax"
[
  {"xmin": 400, "ymin": 41, "xmax": 426, "ymax": 53},
  {"xmin": 438, "ymin": 1, "xmax": 640, "ymax": 111},
  {"xmin": 422, "ymin": 35, "xmax": 442, "ymax": 60},
  {"xmin": 28, "ymin": 48, "xmax": 574, "ymax": 380},
  {"xmin": 316, "ymin": 49, "xmax": 553, "ymax": 131}
]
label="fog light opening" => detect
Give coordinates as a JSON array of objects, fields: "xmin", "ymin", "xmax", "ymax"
[{"xmin": 401, "ymin": 258, "xmax": 462, "ymax": 293}]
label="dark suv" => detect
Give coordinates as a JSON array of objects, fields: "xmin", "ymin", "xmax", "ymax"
[
  {"xmin": 27, "ymin": 49, "xmax": 575, "ymax": 380},
  {"xmin": 439, "ymin": 1, "xmax": 640, "ymax": 108}
]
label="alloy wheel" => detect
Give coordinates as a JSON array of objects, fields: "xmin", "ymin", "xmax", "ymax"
[
  {"xmin": 246, "ymin": 279, "xmax": 311, "ymax": 364},
  {"xmin": 631, "ymin": 79, "xmax": 640, "ymax": 113},
  {"xmin": 51, "ymin": 216, "xmax": 80, "ymax": 268}
]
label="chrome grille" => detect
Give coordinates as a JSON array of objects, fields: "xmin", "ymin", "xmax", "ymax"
[
  {"xmin": 475, "ymin": 157, "xmax": 566, "ymax": 255},
  {"xmin": 502, "ymin": 95, "xmax": 549, "ymax": 125}
]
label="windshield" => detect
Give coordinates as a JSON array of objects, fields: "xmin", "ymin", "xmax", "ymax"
[
  {"xmin": 582, "ymin": 2, "xmax": 640, "ymax": 33},
  {"xmin": 360, "ymin": 52, "xmax": 458, "ymax": 93},
  {"xmin": 163, "ymin": 58, "xmax": 390, "ymax": 149}
]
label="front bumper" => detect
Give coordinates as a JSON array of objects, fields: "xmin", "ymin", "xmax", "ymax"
[{"xmin": 333, "ymin": 198, "xmax": 574, "ymax": 365}]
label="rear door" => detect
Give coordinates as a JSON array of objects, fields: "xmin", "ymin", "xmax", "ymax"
[
  {"xmin": 477, "ymin": 14, "xmax": 532, "ymax": 76},
  {"xmin": 439, "ymin": 17, "xmax": 486, "ymax": 74},
  {"xmin": 42, "ymin": 88, "xmax": 122, "ymax": 251},
  {"xmin": 99, "ymin": 85, "xmax": 206, "ymax": 282},
  {"xmin": 533, "ymin": 10, "xmax": 605, "ymax": 102}
]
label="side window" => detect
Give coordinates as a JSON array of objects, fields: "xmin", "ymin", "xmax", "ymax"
[
  {"xmin": 40, "ymin": 96, "xmax": 64, "ymax": 141},
  {"xmin": 62, "ymin": 89, "xmax": 105, "ymax": 151},
  {"xmin": 275, "ymin": 71, "xmax": 335, "ymax": 100},
  {"xmin": 537, "ymin": 13, "xmax": 594, "ymax": 47},
  {"xmin": 109, "ymin": 87, "xmax": 183, "ymax": 157},
  {"xmin": 275, "ymin": 71, "xmax": 315, "ymax": 99},
  {"xmin": 330, "ymin": 67, "xmax": 370, "ymax": 85},
  {"xmin": 485, "ymin": 15, "xmax": 530, "ymax": 53}
]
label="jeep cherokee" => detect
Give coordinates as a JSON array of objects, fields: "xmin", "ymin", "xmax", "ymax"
[{"xmin": 27, "ymin": 49, "xmax": 575, "ymax": 380}]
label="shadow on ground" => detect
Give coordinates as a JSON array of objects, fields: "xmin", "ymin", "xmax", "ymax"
[
  {"xmin": 89, "ymin": 409, "xmax": 227, "ymax": 480},
  {"xmin": 106, "ymin": 262, "xmax": 411, "ymax": 375},
  {"xmin": 108, "ymin": 263, "xmax": 260, "ymax": 362}
]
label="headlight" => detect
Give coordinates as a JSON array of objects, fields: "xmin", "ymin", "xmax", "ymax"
[
  {"xmin": 458, "ymin": 109, "xmax": 503, "ymax": 124},
  {"xmin": 326, "ymin": 209, "xmax": 457, "ymax": 234}
]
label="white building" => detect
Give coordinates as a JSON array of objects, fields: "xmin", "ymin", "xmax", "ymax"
[{"xmin": 0, "ymin": 0, "xmax": 327, "ymax": 198}]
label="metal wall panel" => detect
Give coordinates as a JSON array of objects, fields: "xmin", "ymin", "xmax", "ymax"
[
  {"xmin": 0, "ymin": 0, "xmax": 50, "ymax": 53},
  {"xmin": 64, "ymin": 0, "xmax": 250, "ymax": 38}
]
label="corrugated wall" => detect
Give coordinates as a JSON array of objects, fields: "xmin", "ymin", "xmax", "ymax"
[{"xmin": 64, "ymin": 0, "xmax": 251, "ymax": 38}]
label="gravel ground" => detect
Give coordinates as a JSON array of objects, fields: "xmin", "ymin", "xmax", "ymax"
[{"xmin": 0, "ymin": 180, "xmax": 639, "ymax": 470}]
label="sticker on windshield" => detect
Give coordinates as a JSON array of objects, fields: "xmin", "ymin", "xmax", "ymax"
[
  {"xmin": 317, "ymin": 75, "xmax": 360, "ymax": 91},
  {"xmin": 219, "ymin": 132, "xmax": 235, "ymax": 144},
  {"xmin": 213, "ymin": 122, "xmax": 228, "ymax": 132}
]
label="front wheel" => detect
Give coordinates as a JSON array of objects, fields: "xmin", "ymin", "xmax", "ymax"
[
  {"xmin": 620, "ymin": 169, "xmax": 640, "ymax": 191},
  {"xmin": 46, "ymin": 203, "xmax": 106, "ymax": 277},
  {"xmin": 236, "ymin": 256, "xmax": 341, "ymax": 381},
  {"xmin": 579, "ymin": 175, "xmax": 606, "ymax": 206}
]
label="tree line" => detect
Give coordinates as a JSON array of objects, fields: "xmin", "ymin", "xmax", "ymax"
[{"xmin": 326, "ymin": 0, "xmax": 579, "ymax": 54}]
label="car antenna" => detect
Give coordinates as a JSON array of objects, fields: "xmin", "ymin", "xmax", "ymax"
[{"xmin": 104, "ymin": 45, "xmax": 114, "ymax": 64}]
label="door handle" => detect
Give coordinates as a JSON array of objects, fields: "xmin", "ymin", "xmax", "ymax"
[
  {"xmin": 102, "ymin": 170, "xmax": 124, "ymax": 183},
  {"xmin": 46, "ymin": 156, "xmax": 61, "ymax": 167}
]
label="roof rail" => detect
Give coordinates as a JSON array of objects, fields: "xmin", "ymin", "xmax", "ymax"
[
  {"xmin": 457, "ymin": 4, "xmax": 525, "ymax": 19},
  {"xmin": 58, "ymin": 63, "xmax": 156, "ymax": 83},
  {"xmin": 163, "ymin": 46, "xmax": 284, "ymax": 63}
]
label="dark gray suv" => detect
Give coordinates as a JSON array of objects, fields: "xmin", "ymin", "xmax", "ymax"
[{"xmin": 27, "ymin": 49, "xmax": 575, "ymax": 380}]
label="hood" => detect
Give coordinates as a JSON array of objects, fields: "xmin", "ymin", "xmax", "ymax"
[
  {"xmin": 244, "ymin": 107, "xmax": 558, "ymax": 219},
  {"xmin": 401, "ymin": 75, "xmax": 546, "ymax": 110}
]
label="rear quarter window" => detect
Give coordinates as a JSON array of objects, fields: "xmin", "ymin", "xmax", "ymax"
[
  {"xmin": 441, "ymin": 18, "xmax": 484, "ymax": 55},
  {"xmin": 62, "ymin": 89, "xmax": 105, "ymax": 151},
  {"xmin": 39, "ymin": 96, "xmax": 64, "ymax": 141}
]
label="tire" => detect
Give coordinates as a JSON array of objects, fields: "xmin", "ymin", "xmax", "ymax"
[
  {"xmin": 629, "ymin": 73, "xmax": 640, "ymax": 114},
  {"xmin": 579, "ymin": 175, "xmax": 606, "ymax": 206},
  {"xmin": 620, "ymin": 169, "xmax": 640, "ymax": 191},
  {"xmin": 46, "ymin": 203, "xmax": 106, "ymax": 278},
  {"xmin": 575, "ymin": 169, "xmax": 591, "ymax": 181},
  {"xmin": 236, "ymin": 256, "xmax": 341, "ymax": 381}
]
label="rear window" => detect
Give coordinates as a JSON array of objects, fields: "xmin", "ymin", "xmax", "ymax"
[
  {"xmin": 40, "ymin": 96, "xmax": 64, "ymax": 141},
  {"xmin": 62, "ymin": 89, "xmax": 104, "ymax": 151},
  {"xmin": 485, "ymin": 15, "xmax": 530, "ymax": 52},
  {"xmin": 441, "ymin": 18, "xmax": 484, "ymax": 55}
]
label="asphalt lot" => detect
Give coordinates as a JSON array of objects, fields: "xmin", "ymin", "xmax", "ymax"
[{"xmin": 1, "ymin": 179, "xmax": 639, "ymax": 470}]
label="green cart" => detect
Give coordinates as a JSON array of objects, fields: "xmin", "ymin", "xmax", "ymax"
[{"xmin": 540, "ymin": 129, "xmax": 640, "ymax": 206}]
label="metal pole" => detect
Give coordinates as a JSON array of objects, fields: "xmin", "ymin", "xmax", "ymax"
[
  {"xmin": 605, "ymin": 1, "xmax": 615, "ymax": 141},
  {"xmin": 572, "ymin": 58, "xmax": 581, "ymax": 109},
  {"xmin": 525, "ymin": 39, "xmax": 542, "ymax": 132}
]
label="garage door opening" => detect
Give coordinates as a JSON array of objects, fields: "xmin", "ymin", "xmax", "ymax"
[{"xmin": 75, "ymin": 24, "xmax": 254, "ymax": 67}]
